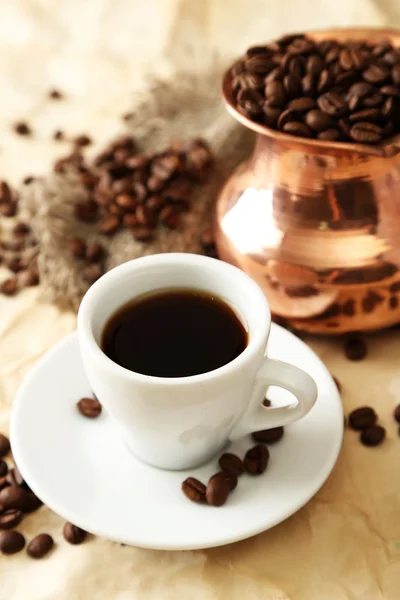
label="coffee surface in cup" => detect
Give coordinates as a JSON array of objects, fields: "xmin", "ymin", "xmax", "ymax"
[{"xmin": 101, "ymin": 288, "xmax": 247, "ymax": 377}]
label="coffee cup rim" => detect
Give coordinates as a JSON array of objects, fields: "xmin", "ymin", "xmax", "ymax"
[{"xmin": 77, "ymin": 253, "xmax": 271, "ymax": 386}]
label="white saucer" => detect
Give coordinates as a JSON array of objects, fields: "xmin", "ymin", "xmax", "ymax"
[{"xmin": 11, "ymin": 325, "xmax": 343, "ymax": 551}]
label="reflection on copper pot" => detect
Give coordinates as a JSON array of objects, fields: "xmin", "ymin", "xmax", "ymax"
[{"xmin": 215, "ymin": 28, "xmax": 400, "ymax": 334}]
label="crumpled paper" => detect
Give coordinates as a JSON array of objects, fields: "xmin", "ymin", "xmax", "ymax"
[{"xmin": 1, "ymin": 0, "xmax": 400, "ymax": 599}]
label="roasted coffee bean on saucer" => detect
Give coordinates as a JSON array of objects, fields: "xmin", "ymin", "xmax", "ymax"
[
  {"xmin": 348, "ymin": 406, "xmax": 377, "ymax": 430},
  {"xmin": 206, "ymin": 475, "xmax": 231, "ymax": 507},
  {"xmin": 181, "ymin": 477, "xmax": 206, "ymax": 504},
  {"xmin": 77, "ymin": 397, "xmax": 102, "ymax": 419},
  {"xmin": 218, "ymin": 453, "xmax": 245, "ymax": 477},
  {"xmin": 208, "ymin": 471, "xmax": 238, "ymax": 492},
  {"xmin": 252, "ymin": 426, "xmax": 284, "ymax": 444},
  {"xmin": 244, "ymin": 444, "xmax": 269, "ymax": 475}
]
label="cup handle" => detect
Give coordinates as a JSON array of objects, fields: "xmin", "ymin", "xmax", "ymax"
[{"xmin": 229, "ymin": 358, "xmax": 318, "ymax": 441}]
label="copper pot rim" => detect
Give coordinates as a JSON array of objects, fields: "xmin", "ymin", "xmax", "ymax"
[{"xmin": 222, "ymin": 26, "xmax": 400, "ymax": 156}]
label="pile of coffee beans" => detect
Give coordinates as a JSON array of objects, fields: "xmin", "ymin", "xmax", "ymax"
[
  {"xmin": 182, "ymin": 428, "xmax": 277, "ymax": 507},
  {"xmin": 0, "ymin": 431, "xmax": 88, "ymax": 557},
  {"xmin": 0, "ymin": 132, "xmax": 216, "ymax": 295},
  {"xmin": 230, "ymin": 33, "xmax": 400, "ymax": 144},
  {"xmin": 60, "ymin": 135, "xmax": 213, "ymax": 244}
]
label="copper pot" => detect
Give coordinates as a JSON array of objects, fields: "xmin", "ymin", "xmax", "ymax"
[{"xmin": 215, "ymin": 27, "xmax": 400, "ymax": 334}]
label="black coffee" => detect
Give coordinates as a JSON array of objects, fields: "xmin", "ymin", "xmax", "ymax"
[{"xmin": 101, "ymin": 288, "xmax": 248, "ymax": 377}]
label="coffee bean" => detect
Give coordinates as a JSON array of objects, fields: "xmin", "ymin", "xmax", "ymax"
[
  {"xmin": 348, "ymin": 406, "xmax": 377, "ymax": 430},
  {"xmin": 0, "ymin": 203, "xmax": 17, "ymax": 217},
  {"xmin": 14, "ymin": 121, "xmax": 31, "ymax": 136},
  {"xmin": 96, "ymin": 215, "xmax": 120, "ymax": 235},
  {"xmin": 131, "ymin": 226, "xmax": 155, "ymax": 242},
  {"xmin": 181, "ymin": 477, "xmax": 206, "ymax": 504},
  {"xmin": 317, "ymin": 69, "xmax": 334, "ymax": 94},
  {"xmin": 344, "ymin": 336, "xmax": 367, "ymax": 361},
  {"xmin": 74, "ymin": 135, "xmax": 92, "ymax": 147},
  {"xmin": 245, "ymin": 54, "xmax": 274, "ymax": 74},
  {"xmin": 392, "ymin": 64, "xmax": 400, "ymax": 84},
  {"xmin": 6, "ymin": 257, "xmax": 23, "ymax": 274},
  {"xmin": 360, "ymin": 425, "xmax": 386, "ymax": 447},
  {"xmin": 0, "ymin": 530, "xmax": 25, "ymax": 554},
  {"xmin": 0, "ymin": 486, "xmax": 31, "ymax": 511},
  {"xmin": 74, "ymin": 200, "xmax": 98, "ymax": 223},
  {"xmin": 394, "ymin": 404, "xmax": 400, "ymax": 423},
  {"xmin": 349, "ymin": 81, "xmax": 375, "ymax": 98},
  {"xmin": 0, "ymin": 278, "xmax": 18, "ymax": 296},
  {"xmin": 349, "ymin": 109, "xmax": 382, "ymax": 123},
  {"xmin": 252, "ymin": 426, "xmax": 284, "ymax": 444},
  {"xmin": 208, "ymin": 471, "xmax": 237, "ymax": 492},
  {"xmin": 382, "ymin": 96, "xmax": 399, "ymax": 117},
  {"xmin": 136, "ymin": 205, "xmax": 158, "ymax": 228},
  {"xmin": 287, "ymin": 38, "xmax": 314, "ymax": 56},
  {"xmin": 263, "ymin": 398, "xmax": 272, "ymax": 407},
  {"xmin": 82, "ymin": 263, "xmax": 103, "ymax": 285},
  {"xmin": 206, "ymin": 475, "xmax": 231, "ymax": 507},
  {"xmin": 159, "ymin": 205, "xmax": 181, "ymax": 229},
  {"xmin": 115, "ymin": 193, "xmax": 137, "ymax": 211},
  {"xmin": 22, "ymin": 493, "xmax": 41, "ymax": 515},
  {"xmin": 305, "ymin": 109, "xmax": 333, "ymax": 132},
  {"xmin": 0, "ymin": 509, "xmax": 22, "ymax": 530},
  {"xmin": 218, "ymin": 453, "xmax": 244, "ymax": 477},
  {"xmin": 85, "ymin": 242, "xmax": 105, "ymax": 263},
  {"xmin": 63, "ymin": 522, "xmax": 87, "ymax": 544},
  {"xmin": 276, "ymin": 108, "xmax": 299, "ymax": 130},
  {"xmin": 27, "ymin": 533, "xmax": 54, "ymax": 558},
  {"xmin": 350, "ymin": 122, "xmax": 382, "ymax": 143},
  {"xmin": 0, "ymin": 435, "xmax": 10, "ymax": 458},
  {"xmin": 363, "ymin": 63, "xmax": 390, "ymax": 84},
  {"xmin": 307, "ymin": 54, "xmax": 324, "ymax": 76},
  {"xmin": 317, "ymin": 91, "xmax": 347, "ymax": 116},
  {"xmin": 68, "ymin": 237, "xmax": 86, "ymax": 259},
  {"xmin": 282, "ymin": 121, "xmax": 311, "ymax": 137},
  {"xmin": 12, "ymin": 222, "xmax": 30, "ymax": 237},
  {"xmin": 244, "ymin": 444, "xmax": 269, "ymax": 475},
  {"xmin": 380, "ymin": 85, "xmax": 400, "ymax": 97},
  {"xmin": 341, "ymin": 298, "xmax": 356, "ymax": 316},
  {"xmin": 265, "ymin": 81, "xmax": 286, "ymax": 107},
  {"xmin": 288, "ymin": 97, "xmax": 316, "ymax": 112},
  {"xmin": 53, "ymin": 130, "xmax": 64, "ymax": 141},
  {"xmin": 0, "ymin": 477, "xmax": 8, "ymax": 491},
  {"xmin": 77, "ymin": 397, "xmax": 102, "ymax": 419},
  {"xmin": 363, "ymin": 93, "xmax": 384, "ymax": 107},
  {"xmin": 302, "ymin": 73, "xmax": 316, "ymax": 96},
  {"xmin": 49, "ymin": 89, "xmax": 63, "ymax": 100},
  {"xmin": 284, "ymin": 74, "xmax": 302, "ymax": 98},
  {"xmin": 318, "ymin": 128, "xmax": 341, "ymax": 141},
  {"xmin": 0, "ymin": 460, "xmax": 7, "ymax": 477}
]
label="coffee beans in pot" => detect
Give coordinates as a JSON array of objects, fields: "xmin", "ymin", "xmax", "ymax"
[{"xmin": 230, "ymin": 34, "xmax": 400, "ymax": 144}]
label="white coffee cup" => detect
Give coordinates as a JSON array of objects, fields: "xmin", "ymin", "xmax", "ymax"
[{"xmin": 78, "ymin": 253, "xmax": 317, "ymax": 470}]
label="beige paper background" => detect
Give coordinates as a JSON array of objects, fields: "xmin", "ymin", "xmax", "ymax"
[{"xmin": 1, "ymin": 1, "xmax": 400, "ymax": 598}]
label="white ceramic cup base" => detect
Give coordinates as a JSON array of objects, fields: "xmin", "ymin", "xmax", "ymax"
[{"xmin": 77, "ymin": 254, "xmax": 318, "ymax": 470}]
